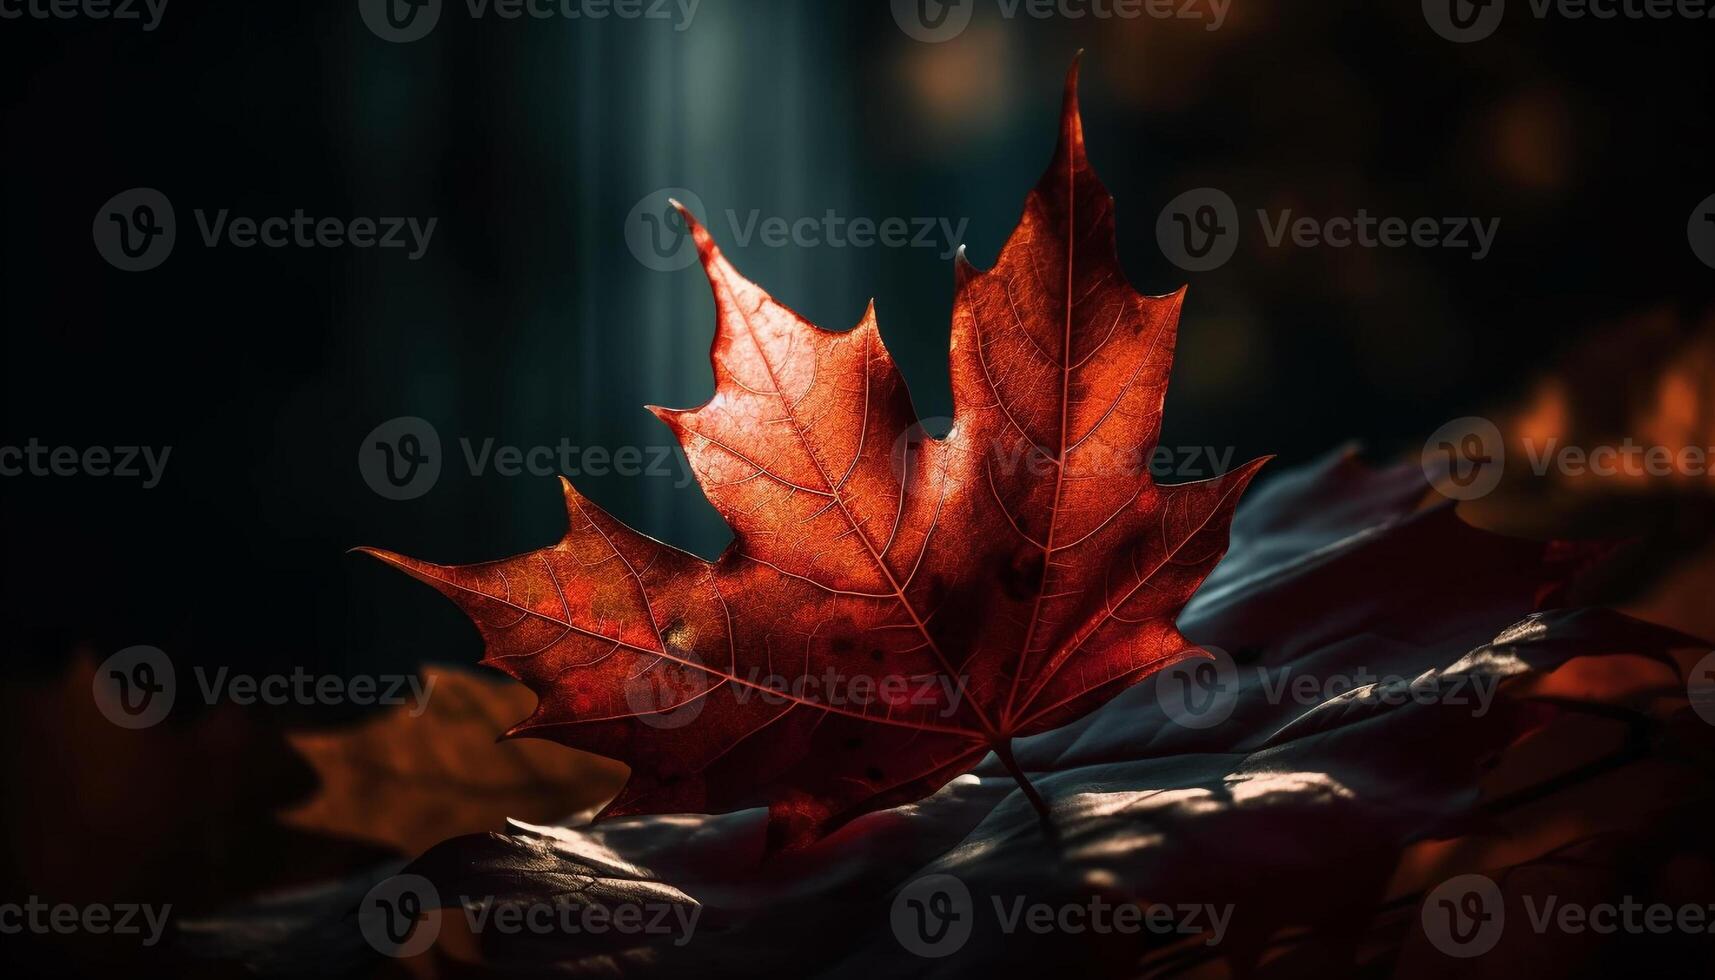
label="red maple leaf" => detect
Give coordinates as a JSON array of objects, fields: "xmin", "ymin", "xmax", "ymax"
[{"xmin": 362, "ymin": 59, "xmax": 1267, "ymax": 850}]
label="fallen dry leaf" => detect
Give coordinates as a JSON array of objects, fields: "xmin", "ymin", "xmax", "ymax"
[
  {"xmin": 282, "ymin": 665, "xmax": 627, "ymax": 857},
  {"xmin": 193, "ymin": 452, "xmax": 1714, "ymax": 977}
]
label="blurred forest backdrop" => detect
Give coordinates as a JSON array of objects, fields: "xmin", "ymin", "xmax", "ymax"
[
  {"xmin": 2, "ymin": 0, "xmax": 1713, "ymax": 697},
  {"xmin": 5, "ymin": 4, "xmax": 1715, "ymax": 973}
]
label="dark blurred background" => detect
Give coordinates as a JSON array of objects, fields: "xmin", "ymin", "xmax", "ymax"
[
  {"xmin": 2, "ymin": 1, "xmax": 1713, "ymax": 702},
  {"xmin": 3, "ymin": 1, "xmax": 1715, "ymax": 689},
  {"xmin": 5, "ymin": 2, "xmax": 1715, "ymax": 974}
]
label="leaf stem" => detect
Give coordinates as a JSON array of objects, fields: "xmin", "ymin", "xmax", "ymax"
[{"xmin": 993, "ymin": 738, "xmax": 1055, "ymax": 833}]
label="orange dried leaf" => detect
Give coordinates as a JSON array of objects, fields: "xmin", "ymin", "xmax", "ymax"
[{"xmin": 282, "ymin": 666, "xmax": 626, "ymax": 856}]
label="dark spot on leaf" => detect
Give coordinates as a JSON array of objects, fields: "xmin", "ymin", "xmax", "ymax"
[
  {"xmin": 921, "ymin": 574, "xmax": 951, "ymax": 613},
  {"xmin": 1000, "ymin": 551, "xmax": 1045, "ymax": 602}
]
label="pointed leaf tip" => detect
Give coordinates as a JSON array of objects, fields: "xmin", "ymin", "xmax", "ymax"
[
  {"xmin": 669, "ymin": 198, "xmax": 722, "ymax": 268},
  {"xmin": 352, "ymin": 545, "xmax": 439, "ymax": 584},
  {"xmin": 352, "ymin": 545, "xmax": 397, "ymax": 564},
  {"xmin": 1059, "ymin": 55, "xmax": 1086, "ymax": 160}
]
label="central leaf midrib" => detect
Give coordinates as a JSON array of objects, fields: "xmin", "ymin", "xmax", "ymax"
[
  {"xmin": 1003, "ymin": 164, "xmax": 1080, "ymax": 731},
  {"xmin": 714, "ymin": 264, "xmax": 1000, "ymax": 742}
]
